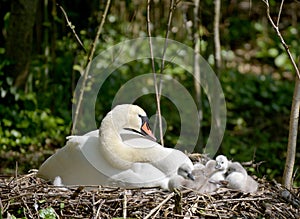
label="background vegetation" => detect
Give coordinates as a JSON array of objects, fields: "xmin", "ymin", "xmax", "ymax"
[{"xmin": 0, "ymin": 0, "xmax": 299, "ymax": 187}]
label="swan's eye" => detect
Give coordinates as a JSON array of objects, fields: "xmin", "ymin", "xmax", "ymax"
[{"xmin": 139, "ymin": 115, "xmax": 150, "ymax": 128}]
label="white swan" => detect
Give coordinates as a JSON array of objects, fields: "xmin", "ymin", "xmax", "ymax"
[
  {"xmin": 37, "ymin": 104, "xmax": 193, "ymax": 189},
  {"xmin": 225, "ymin": 162, "xmax": 258, "ymax": 193}
]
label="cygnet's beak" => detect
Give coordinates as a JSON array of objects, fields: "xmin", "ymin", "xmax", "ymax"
[
  {"xmin": 187, "ymin": 172, "xmax": 195, "ymax": 181},
  {"xmin": 215, "ymin": 162, "xmax": 222, "ymax": 169},
  {"xmin": 140, "ymin": 116, "xmax": 157, "ymax": 141}
]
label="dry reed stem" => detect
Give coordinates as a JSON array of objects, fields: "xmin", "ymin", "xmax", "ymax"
[{"xmin": 72, "ymin": 0, "xmax": 111, "ymax": 134}]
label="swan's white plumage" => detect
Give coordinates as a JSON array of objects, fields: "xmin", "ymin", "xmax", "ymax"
[{"xmin": 37, "ymin": 104, "xmax": 193, "ymax": 189}]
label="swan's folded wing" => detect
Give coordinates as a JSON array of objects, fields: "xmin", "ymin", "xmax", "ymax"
[
  {"xmin": 109, "ymin": 162, "xmax": 169, "ymax": 189},
  {"xmin": 37, "ymin": 136, "xmax": 115, "ymax": 185},
  {"xmin": 120, "ymin": 129, "xmax": 160, "ymax": 148}
]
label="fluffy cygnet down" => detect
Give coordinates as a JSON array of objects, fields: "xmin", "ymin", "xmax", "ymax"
[
  {"xmin": 209, "ymin": 155, "xmax": 230, "ymax": 183},
  {"xmin": 225, "ymin": 162, "xmax": 258, "ymax": 193},
  {"xmin": 169, "ymin": 161, "xmax": 222, "ymax": 193},
  {"xmin": 168, "ymin": 164, "xmax": 195, "ymax": 191}
]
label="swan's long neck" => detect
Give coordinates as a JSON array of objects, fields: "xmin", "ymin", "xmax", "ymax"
[{"xmin": 99, "ymin": 113, "xmax": 170, "ymax": 170}]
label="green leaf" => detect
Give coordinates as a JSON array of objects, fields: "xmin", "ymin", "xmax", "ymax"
[
  {"xmin": 274, "ymin": 53, "xmax": 288, "ymax": 68},
  {"xmin": 39, "ymin": 207, "xmax": 57, "ymax": 219},
  {"xmin": 267, "ymin": 48, "xmax": 278, "ymax": 57}
]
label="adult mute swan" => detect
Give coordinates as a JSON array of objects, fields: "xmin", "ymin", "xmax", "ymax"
[{"xmin": 37, "ymin": 104, "xmax": 193, "ymax": 189}]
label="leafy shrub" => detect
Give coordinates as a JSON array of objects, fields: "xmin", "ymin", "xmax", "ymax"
[{"xmin": 0, "ymin": 62, "xmax": 70, "ymax": 173}]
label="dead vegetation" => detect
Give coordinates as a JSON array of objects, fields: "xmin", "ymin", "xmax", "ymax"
[{"xmin": 1, "ymin": 171, "xmax": 299, "ymax": 218}]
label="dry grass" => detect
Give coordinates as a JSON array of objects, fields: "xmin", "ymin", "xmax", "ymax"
[{"xmin": 1, "ymin": 171, "xmax": 299, "ymax": 218}]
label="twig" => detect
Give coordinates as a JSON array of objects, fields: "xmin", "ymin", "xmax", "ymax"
[
  {"xmin": 96, "ymin": 200, "xmax": 104, "ymax": 218},
  {"xmin": 173, "ymin": 189, "xmax": 182, "ymax": 215},
  {"xmin": 213, "ymin": 0, "xmax": 222, "ymax": 75},
  {"xmin": 262, "ymin": 0, "xmax": 300, "ymax": 80},
  {"xmin": 71, "ymin": 0, "xmax": 111, "ymax": 134},
  {"xmin": 277, "ymin": 0, "xmax": 285, "ymax": 27},
  {"xmin": 214, "ymin": 197, "xmax": 272, "ymax": 203},
  {"xmin": 159, "ymin": 0, "xmax": 176, "ymax": 76},
  {"xmin": 207, "ymin": 194, "xmax": 221, "ymax": 219},
  {"xmin": 193, "ymin": 0, "xmax": 203, "ymax": 150},
  {"xmin": 57, "ymin": 4, "xmax": 86, "ymax": 52},
  {"xmin": 144, "ymin": 193, "xmax": 174, "ymax": 219},
  {"xmin": 92, "ymin": 193, "xmax": 96, "ymax": 217},
  {"xmin": 14, "ymin": 161, "xmax": 18, "ymax": 179},
  {"xmin": 122, "ymin": 190, "xmax": 127, "ymax": 219},
  {"xmin": 21, "ymin": 196, "xmax": 34, "ymax": 219},
  {"xmin": 146, "ymin": 0, "xmax": 164, "ymax": 146}
]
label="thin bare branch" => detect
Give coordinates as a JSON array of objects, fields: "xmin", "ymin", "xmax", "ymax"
[
  {"xmin": 192, "ymin": 0, "xmax": 203, "ymax": 151},
  {"xmin": 213, "ymin": 0, "xmax": 222, "ymax": 75},
  {"xmin": 146, "ymin": 0, "xmax": 164, "ymax": 146},
  {"xmin": 156, "ymin": 0, "xmax": 177, "ymax": 106},
  {"xmin": 263, "ymin": 0, "xmax": 300, "ymax": 80},
  {"xmin": 277, "ymin": 0, "xmax": 285, "ymax": 27},
  {"xmin": 159, "ymin": 0, "xmax": 176, "ymax": 76},
  {"xmin": 72, "ymin": 0, "xmax": 111, "ymax": 134},
  {"xmin": 122, "ymin": 190, "xmax": 127, "ymax": 218},
  {"xmin": 57, "ymin": 4, "xmax": 86, "ymax": 53},
  {"xmin": 144, "ymin": 193, "xmax": 174, "ymax": 219},
  {"xmin": 146, "ymin": 0, "xmax": 156, "ymax": 74}
]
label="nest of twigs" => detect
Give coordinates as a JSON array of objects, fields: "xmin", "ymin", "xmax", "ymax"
[
  {"xmin": 1, "ymin": 172, "xmax": 299, "ymax": 218},
  {"xmin": 1, "ymin": 153, "xmax": 300, "ymax": 218}
]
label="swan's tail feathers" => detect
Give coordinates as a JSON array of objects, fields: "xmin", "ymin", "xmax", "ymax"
[
  {"xmin": 66, "ymin": 135, "xmax": 78, "ymax": 140},
  {"xmin": 53, "ymin": 176, "xmax": 64, "ymax": 186},
  {"xmin": 53, "ymin": 176, "xmax": 68, "ymax": 191},
  {"xmin": 65, "ymin": 135, "xmax": 85, "ymax": 148}
]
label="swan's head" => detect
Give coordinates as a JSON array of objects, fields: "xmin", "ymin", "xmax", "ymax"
[
  {"xmin": 108, "ymin": 104, "xmax": 156, "ymax": 141},
  {"xmin": 177, "ymin": 163, "xmax": 195, "ymax": 181},
  {"xmin": 215, "ymin": 155, "xmax": 228, "ymax": 170}
]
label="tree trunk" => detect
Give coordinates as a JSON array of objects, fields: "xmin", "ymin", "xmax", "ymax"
[
  {"xmin": 283, "ymin": 76, "xmax": 300, "ymax": 189},
  {"xmin": 5, "ymin": 0, "xmax": 38, "ymax": 89}
]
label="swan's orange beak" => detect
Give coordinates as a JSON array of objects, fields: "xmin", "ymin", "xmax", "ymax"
[{"xmin": 140, "ymin": 116, "xmax": 157, "ymax": 141}]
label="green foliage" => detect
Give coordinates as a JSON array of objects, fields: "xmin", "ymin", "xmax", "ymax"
[
  {"xmin": 39, "ymin": 207, "xmax": 57, "ymax": 219},
  {"xmin": 0, "ymin": 61, "xmax": 70, "ymax": 173},
  {"xmin": 254, "ymin": 22, "xmax": 300, "ymax": 72},
  {"xmin": 220, "ymin": 70, "xmax": 297, "ymax": 182}
]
